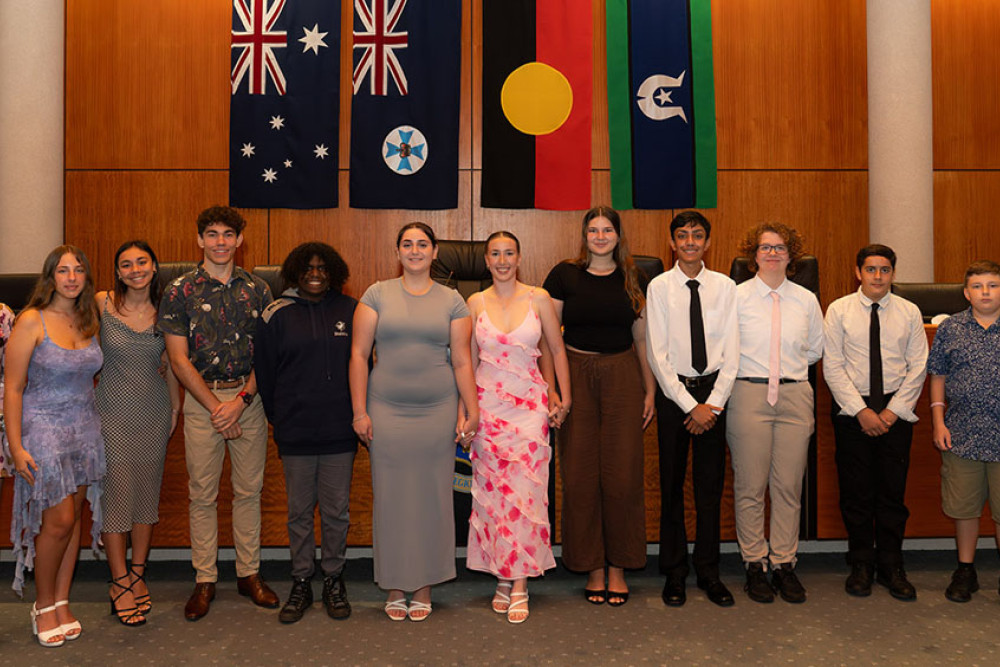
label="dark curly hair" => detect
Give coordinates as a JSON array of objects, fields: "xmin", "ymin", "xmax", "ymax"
[
  {"xmin": 280, "ymin": 241, "xmax": 350, "ymax": 293},
  {"xmin": 737, "ymin": 222, "xmax": 806, "ymax": 277},
  {"xmin": 196, "ymin": 205, "xmax": 247, "ymax": 235}
]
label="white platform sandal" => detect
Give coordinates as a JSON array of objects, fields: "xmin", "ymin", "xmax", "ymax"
[{"xmin": 30, "ymin": 603, "xmax": 65, "ymax": 648}]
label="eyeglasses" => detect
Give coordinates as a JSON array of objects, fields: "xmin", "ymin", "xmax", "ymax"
[{"xmin": 758, "ymin": 244, "xmax": 788, "ymax": 255}]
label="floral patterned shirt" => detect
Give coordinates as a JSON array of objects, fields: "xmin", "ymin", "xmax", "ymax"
[
  {"xmin": 927, "ymin": 307, "xmax": 1000, "ymax": 462},
  {"xmin": 157, "ymin": 265, "xmax": 272, "ymax": 381}
]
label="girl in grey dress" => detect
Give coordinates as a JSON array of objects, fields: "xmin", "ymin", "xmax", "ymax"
[
  {"xmin": 96, "ymin": 241, "xmax": 180, "ymax": 626},
  {"xmin": 350, "ymin": 223, "xmax": 479, "ymax": 622}
]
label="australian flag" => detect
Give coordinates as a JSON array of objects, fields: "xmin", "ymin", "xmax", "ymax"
[
  {"xmin": 349, "ymin": 0, "xmax": 461, "ymax": 209},
  {"xmin": 229, "ymin": 0, "xmax": 339, "ymax": 209}
]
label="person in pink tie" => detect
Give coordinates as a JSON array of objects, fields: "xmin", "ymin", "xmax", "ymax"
[{"xmin": 726, "ymin": 223, "xmax": 823, "ymax": 604}]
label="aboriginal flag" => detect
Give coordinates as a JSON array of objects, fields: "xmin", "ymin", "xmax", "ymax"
[
  {"xmin": 229, "ymin": 0, "xmax": 340, "ymax": 209},
  {"xmin": 349, "ymin": 0, "xmax": 461, "ymax": 209},
  {"xmin": 481, "ymin": 0, "xmax": 592, "ymax": 210},
  {"xmin": 607, "ymin": 0, "xmax": 717, "ymax": 209}
]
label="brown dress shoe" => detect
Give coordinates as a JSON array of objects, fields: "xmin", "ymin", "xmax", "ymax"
[
  {"xmin": 237, "ymin": 574, "xmax": 280, "ymax": 609},
  {"xmin": 184, "ymin": 582, "xmax": 216, "ymax": 621}
]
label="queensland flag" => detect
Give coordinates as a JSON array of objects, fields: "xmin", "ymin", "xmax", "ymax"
[
  {"xmin": 481, "ymin": 0, "xmax": 592, "ymax": 210},
  {"xmin": 229, "ymin": 0, "xmax": 340, "ymax": 209},
  {"xmin": 607, "ymin": 0, "xmax": 717, "ymax": 210},
  {"xmin": 349, "ymin": 0, "xmax": 461, "ymax": 209}
]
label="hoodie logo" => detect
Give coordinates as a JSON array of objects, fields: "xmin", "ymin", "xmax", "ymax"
[{"xmin": 334, "ymin": 320, "xmax": 348, "ymax": 337}]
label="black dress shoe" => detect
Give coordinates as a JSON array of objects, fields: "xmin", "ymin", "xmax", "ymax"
[
  {"xmin": 845, "ymin": 562, "xmax": 874, "ymax": 597},
  {"xmin": 771, "ymin": 564, "xmax": 806, "ymax": 603},
  {"xmin": 184, "ymin": 582, "xmax": 216, "ymax": 621},
  {"xmin": 697, "ymin": 578, "xmax": 735, "ymax": 607},
  {"xmin": 945, "ymin": 565, "xmax": 978, "ymax": 603},
  {"xmin": 279, "ymin": 578, "xmax": 313, "ymax": 624},
  {"xmin": 744, "ymin": 563, "xmax": 774, "ymax": 603},
  {"xmin": 877, "ymin": 566, "xmax": 916, "ymax": 601},
  {"xmin": 322, "ymin": 574, "xmax": 351, "ymax": 620},
  {"xmin": 661, "ymin": 577, "xmax": 686, "ymax": 607}
]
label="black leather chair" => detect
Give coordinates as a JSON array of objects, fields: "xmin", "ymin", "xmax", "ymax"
[
  {"xmin": 157, "ymin": 261, "xmax": 198, "ymax": 289},
  {"xmin": 634, "ymin": 255, "xmax": 665, "ymax": 283},
  {"xmin": 431, "ymin": 240, "xmax": 492, "ymax": 300},
  {"xmin": 0, "ymin": 273, "xmax": 40, "ymax": 312},
  {"xmin": 891, "ymin": 282, "xmax": 967, "ymax": 323},
  {"xmin": 729, "ymin": 255, "xmax": 820, "ymax": 296},
  {"xmin": 251, "ymin": 265, "xmax": 284, "ymax": 298}
]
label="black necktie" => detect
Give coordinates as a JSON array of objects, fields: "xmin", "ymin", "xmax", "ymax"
[
  {"xmin": 687, "ymin": 279, "xmax": 707, "ymax": 375},
  {"xmin": 869, "ymin": 302, "xmax": 884, "ymax": 412}
]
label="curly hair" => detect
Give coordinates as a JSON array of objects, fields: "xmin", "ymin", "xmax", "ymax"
[
  {"xmin": 196, "ymin": 205, "xmax": 247, "ymax": 235},
  {"xmin": 737, "ymin": 222, "xmax": 806, "ymax": 277},
  {"xmin": 24, "ymin": 245, "xmax": 99, "ymax": 337},
  {"xmin": 573, "ymin": 206, "xmax": 645, "ymax": 315},
  {"xmin": 280, "ymin": 241, "xmax": 350, "ymax": 293},
  {"xmin": 111, "ymin": 240, "xmax": 162, "ymax": 313}
]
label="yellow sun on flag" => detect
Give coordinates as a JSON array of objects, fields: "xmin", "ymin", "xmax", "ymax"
[{"xmin": 501, "ymin": 62, "xmax": 574, "ymax": 136}]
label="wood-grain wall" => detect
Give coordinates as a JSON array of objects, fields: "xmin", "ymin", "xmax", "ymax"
[{"xmin": 4, "ymin": 0, "xmax": 988, "ymax": 550}]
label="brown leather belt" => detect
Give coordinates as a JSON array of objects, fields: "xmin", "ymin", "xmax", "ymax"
[{"xmin": 205, "ymin": 376, "xmax": 247, "ymax": 390}]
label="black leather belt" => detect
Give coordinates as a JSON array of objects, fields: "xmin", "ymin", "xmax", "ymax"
[
  {"xmin": 678, "ymin": 370, "xmax": 719, "ymax": 388},
  {"xmin": 738, "ymin": 377, "xmax": 804, "ymax": 385}
]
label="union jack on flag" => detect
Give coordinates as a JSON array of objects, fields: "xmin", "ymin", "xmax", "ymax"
[
  {"xmin": 353, "ymin": 0, "xmax": 408, "ymax": 96},
  {"xmin": 232, "ymin": 0, "xmax": 288, "ymax": 95}
]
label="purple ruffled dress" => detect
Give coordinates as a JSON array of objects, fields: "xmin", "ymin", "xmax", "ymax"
[{"xmin": 10, "ymin": 318, "xmax": 105, "ymax": 595}]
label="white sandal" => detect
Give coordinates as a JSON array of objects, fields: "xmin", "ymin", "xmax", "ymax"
[
  {"xmin": 407, "ymin": 600, "xmax": 432, "ymax": 622},
  {"xmin": 384, "ymin": 598, "xmax": 409, "ymax": 622},
  {"xmin": 30, "ymin": 603, "xmax": 65, "ymax": 648},
  {"xmin": 54, "ymin": 600, "xmax": 82, "ymax": 640},
  {"xmin": 492, "ymin": 580, "xmax": 513, "ymax": 614},
  {"xmin": 507, "ymin": 592, "xmax": 529, "ymax": 624}
]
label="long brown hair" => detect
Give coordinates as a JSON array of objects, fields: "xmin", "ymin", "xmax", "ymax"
[
  {"xmin": 573, "ymin": 206, "xmax": 645, "ymax": 315},
  {"xmin": 24, "ymin": 245, "xmax": 99, "ymax": 337}
]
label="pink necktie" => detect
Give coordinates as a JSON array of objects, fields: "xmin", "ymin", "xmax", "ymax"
[{"xmin": 767, "ymin": 291, "xmax": 781, "ymax": 406}]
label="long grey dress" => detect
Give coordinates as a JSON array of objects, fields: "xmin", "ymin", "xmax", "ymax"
[
  {"xmin": 361, "ymin": 279, "xmax": 469, "ymax": 591},
  {"xmin": 95, "ymin": 303, "xmax": 172, "ymax": 532}
]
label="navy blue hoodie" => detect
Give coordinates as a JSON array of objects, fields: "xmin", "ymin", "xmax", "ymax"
[{"xmin": 254, "ymin": 288, "xmax": 357, "ymax": 456}]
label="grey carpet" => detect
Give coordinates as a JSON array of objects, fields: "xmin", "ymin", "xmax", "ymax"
[{"xmin": 1, "ymin": 551, "xmax": 999, "ymax": 666}]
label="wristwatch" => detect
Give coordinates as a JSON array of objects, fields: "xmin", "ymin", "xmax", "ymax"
[{"xmin": 238, "ymin": 391, "xmax": 253, "ymax": 406}]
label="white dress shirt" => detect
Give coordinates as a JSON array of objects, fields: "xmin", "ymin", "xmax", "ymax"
[
  {"xmin": 646, "ymin": 262, "xmax": 739, "ymax": 414},
  {"xmin": 823, "ymin": 289, "xmax": 928, "ymax": 421},
  {"xmin": 735, "ymin": 275, "xmax": 824, "ymax": 380}
]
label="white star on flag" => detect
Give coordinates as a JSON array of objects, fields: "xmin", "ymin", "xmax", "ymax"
[
  {"xmin": 241, "ymin": 143, "xmax": 256, "ymax": 157},
  {"xmin": 314, "ymin": 144, "xmax": 329, "ymax": 159},
  {"xmin": 262, "ymin": 168, "xmax": 278, "ymax": 183},
  {"xmin": 269, "ymin": 115, "xmax": 286, "ymax": 130},
  {"xmin": 283, "ymin": 159, "xmax": 293, "ymax": 168},
  {"xmin": 299, "ymin": 24, "xmax": 329, "ymax": 55}
]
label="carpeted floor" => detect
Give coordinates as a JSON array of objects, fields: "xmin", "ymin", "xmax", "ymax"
[{"xmin": 1, "ymin": 551, "xmax": 999, "ymax": 666}]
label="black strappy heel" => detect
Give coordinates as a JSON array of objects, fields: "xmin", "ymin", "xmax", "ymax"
[
  {"xmin": 109, "ymin": 573, "xmax": 146, "ymax": 626},
  {"xmin": 130, "ymin": 563, "xmax": 152, "ymax": 614}
]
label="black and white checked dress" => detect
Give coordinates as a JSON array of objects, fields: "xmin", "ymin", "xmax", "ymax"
[{"xmin": 95, "ymin": 305, "xmax": 172, "ymax": 532}]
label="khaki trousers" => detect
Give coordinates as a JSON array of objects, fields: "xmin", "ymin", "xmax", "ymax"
[
  {"xmin": 726, "ymin": 380, "xmax": 814, "ymax": 568},
  {"xmin": 184, "ymin": 387, "xmax": 268, "ymax": 582}
]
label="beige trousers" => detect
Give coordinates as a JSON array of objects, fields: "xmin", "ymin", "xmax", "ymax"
[
  {"xmin": 183, "ymin": 386, "xmax": 268, "ymax": 582},
  {"xmin": 726, "ymin": 380, "xmax": 814, "ymax": 568}
]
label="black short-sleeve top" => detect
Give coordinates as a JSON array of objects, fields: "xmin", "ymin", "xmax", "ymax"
[{"xmin": 543, "ymin": 262, "xmax": 642, "ymax": 354}]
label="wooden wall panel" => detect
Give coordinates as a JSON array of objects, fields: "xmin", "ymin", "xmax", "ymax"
[
  {"xmin": 933, "ymin": 171, "xmax": 1000, "ymax": 282},
  {"xmin": 713, "ymin": 0, "xmax": 868, "ymax": 169},
  {"xmin": 65, "ymin": 0, "xmax": 231, "ymax": 169},
  {"xmin": 931, "ymin": 0, "xmax": 1000, "ymax": 169}
]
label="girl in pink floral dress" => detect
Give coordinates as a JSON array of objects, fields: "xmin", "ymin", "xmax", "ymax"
[{"xmin": 466, "ymin": 232, "xmax": 572, "ymax": 623}]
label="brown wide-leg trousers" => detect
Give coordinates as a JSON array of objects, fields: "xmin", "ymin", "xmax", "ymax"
[{"xmin": 559, "ymin": 349, "xmax": 647, "ymax": 572}]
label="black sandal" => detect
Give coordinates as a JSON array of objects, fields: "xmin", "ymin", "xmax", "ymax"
[
  {"xmin": 109, "ymin": 573, "xmax": 146, "ymax": 626},
  {"xmin": 130, "ymin": 563, "xmax": 151, "ymax": 614},
  {"xmin": 584, "ymin": 588, "xmax": 607, "ymax": 605},
  {"xmin": 607, "ymin": 590, "xmax": 630, "ymax": 607}
]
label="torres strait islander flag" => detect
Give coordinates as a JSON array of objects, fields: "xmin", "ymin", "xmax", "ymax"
[
  {"xmin": 606, "ymin": 0, "xmax": 717, "ymax": 210},
  {"xmin": 229, "ymin": 0, "xmax": 340, "ymax": 209},
  {"xmin": 481, "ymin": 0, "xmax": 592, "ymax": 210},
  {"xmin": 349, "ymin": 0, "xmax": 462, "ymax": 209}
]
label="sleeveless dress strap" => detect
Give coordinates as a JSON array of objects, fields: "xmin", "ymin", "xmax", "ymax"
[{"xmin": 38, "ymin": 310, "xmax": 49, "ymax": 336}]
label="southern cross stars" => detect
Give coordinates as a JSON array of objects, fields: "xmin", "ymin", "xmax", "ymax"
[
  {"xmin": 270, "ymin": 115, "xmax": 286, "ymax": 130},
  {"xmin": 262, "ymin": 168, "xmax": 278, "ymax": 183},
  {"xmin": 314, "ymin": 144, "xmax": 329, "ymax": 159},
  {"xmin": 241, "ymin": 143, "xmax": 255, "ymax": 157},
  {"xmin": 299, "ymin": 24, "xmax": 329, "ymax": 55}
]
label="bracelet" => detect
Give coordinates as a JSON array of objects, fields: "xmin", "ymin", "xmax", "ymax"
[
  {"xmin": 352, "ymin": 415, "xmax": 368, "ymax": 423},
  {"xmin": 930, "ymin": 401, "xmax": 946, "ymax": 409}
]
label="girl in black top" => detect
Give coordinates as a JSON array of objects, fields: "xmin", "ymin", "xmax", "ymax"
[{"xmin": 543, "ymin": 206, "xmax": 656, "ymax": 606}]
